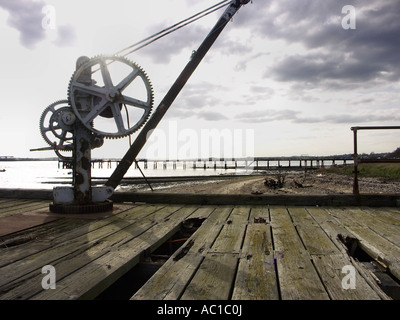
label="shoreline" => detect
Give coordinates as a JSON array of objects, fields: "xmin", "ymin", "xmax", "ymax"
[
  {"xmin": 2, "ymin": 169, "xmax": 400, "ymax": 207},
  {"xmin": 117, "ymin": 169, "xmax": 400, "ymax": 195}
]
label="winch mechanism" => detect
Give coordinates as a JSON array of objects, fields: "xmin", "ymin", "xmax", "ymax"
[
  {"xmin": 39, "ymin": 55, "xmax": 154, "ymax": 213},
  {"xmin": 34, "ymin": 0, "xmax": 250, "ymax": 214}
]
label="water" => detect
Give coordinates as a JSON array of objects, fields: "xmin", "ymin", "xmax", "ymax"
[{"xmin": 0, "ymin": 160, "xmax": 251, "ymax": 190}]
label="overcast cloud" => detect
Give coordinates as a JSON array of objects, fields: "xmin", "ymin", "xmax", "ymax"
[
  {"xmin": 236, "ymin": 108, "xmax": 400, "ymax": 125},
  {"xmin": 152, "ymin": 0, "xmax": 400, "ymax": 125},
  {"xmin": 141, "ymin": 23, "xmax": 207, "ymax": 64},
  {"xmin": 1, "ymin": 0, "xmax": 399, "ymax": 158},
  {"xmin": 234, "ymin": 0, "xmax": 400, "ymax": 89},
  {"xmin": 0, "ymin": 0, "xmax": 76, "ymax": 49}
]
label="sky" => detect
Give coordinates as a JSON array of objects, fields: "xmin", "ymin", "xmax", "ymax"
[{"xmin": 0, "ymin": 0, "xmax": 400, "ymax": 160}]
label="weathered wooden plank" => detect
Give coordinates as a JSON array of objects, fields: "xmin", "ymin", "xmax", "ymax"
[
  {"xmin": 2, "ymin": 201, "xmax": 398, "ymax": 301},
  {"xmin": 0, "ymin": 205, "xmax": 180, "ymax": 299},
  {"xmin": 0, "ymin": 199, "xmax": 17, "ymax": 205},
  {"xmin": 287, "ymin": 206, "xmax": 317, "ymax": 226},
  {"xmin": 0, "ymin": 200, "xmax": 49, "ymax": 216},
  {"xmin": 0, "ymin": 217, "xmax": 79, "ymax": 249},
  {"xmin": 270, "ymin": 206, "xmax": 329, "ymax": 300},
  {"xmin": 290, "ymin": 207, "xmax": 388, "ymax": 299},
  {"xmin": 312, "ymin": 254, "xmax": 382, "ymax": 300},
  {"xmin": 0, "ymin": 218, "xmax": 76, "ymax": 266},
  {"xmin": 30, "ymin": 205, "xmax": 197, "ymax": 300},
  {"xmin": 232, "ymin": 223, "xmax": 279, "ymax": 300},
  {"xmin": 352, "ymin": 207, "xmax": 400, "ymax": 245},
  {"xmin": 133, "ymin": 253, "xmax": 205, "ymax": 301},
  {"xmin": 1, "ymin": 199, "xmax": 47, "ymax": 208},
  {"xmin": 0, "ymin": 199, "xmax": 35, "ymax": 209},
  {"xmin": 372, "ymin": 206, "xmax": 400, "ymax": 216},
  {"xmin": 209, "ymin": 206, "xmax": 249, "ymax": 254},
  {"xmin": 0, "ymin": 204, "xmax": 162, "ymax": 268},
  {"xmin": 110, "ymin": 192, "xmax": 400, "ymax": 206},
  {"xmin": 306, "ymin": 207, "xmax": 357, "ymax": 255},
  {"xmin": 186, "ymin": 205, "xmax": 217, "ymax": 220},
  {"xmin": 249, "ymin": 205, "xmax": 269, "ymax": 223},
  {"xmin": 132, "ymin": 206, "xmax": 233, "ymax": 300},
  {"xmin": 363, "ymin": 207, "xmax": 400, "ymax": 227},
  {"xmin": 180, "ymin": 253, "xmax": 238, "ymax": 300},
  {"xmin": 326, "ymin": 207, "xmax": 400, "ymax": 281},
  {"xmin": 287, "ymin": 207, "xmax": 340, "ymax": 255},
  {"xmin": 57, "ymin": 204, "xmax": 166, "ymax": 245}
]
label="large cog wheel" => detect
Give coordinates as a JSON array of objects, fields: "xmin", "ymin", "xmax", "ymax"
[{"xmin": 68, "ymin": 55, "xmax": 154, "ymax": 139}]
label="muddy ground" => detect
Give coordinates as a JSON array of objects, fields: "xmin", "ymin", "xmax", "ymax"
[{"xmin": 128, "ymin": 170, "xmax": 400, "ymax": 195}]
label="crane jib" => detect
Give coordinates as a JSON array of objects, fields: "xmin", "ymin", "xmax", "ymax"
[{"xmin": 106, "ymin": 0, "xmax": 251, "ymax": 189}]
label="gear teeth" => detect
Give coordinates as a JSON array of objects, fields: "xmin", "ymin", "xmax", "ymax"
[
  {"xmin": 40, "ymin": 100, "xmax": 72, "ymax": 148},
  {"xmin": 68, "ymin": 54, "xmax": 154, "ymax": 139}
]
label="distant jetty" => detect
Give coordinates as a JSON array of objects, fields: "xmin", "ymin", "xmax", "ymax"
[{"xmin": 0, "ymin": 156, "xmax": 58, "ymax": 161}]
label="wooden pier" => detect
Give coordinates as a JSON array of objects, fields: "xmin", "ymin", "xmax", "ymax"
[
  {"xmin": 1, "ymin": 194, "xmax": 399, "ymax": 301},
  {"xmin": 58, "ymin": 157, "xmax": 353, "ymax": 171}
]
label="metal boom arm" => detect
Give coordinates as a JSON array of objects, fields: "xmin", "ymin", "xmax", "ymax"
[{"xmin": 106, "ymin": 0, "xmax": 250, "ymax": 189}]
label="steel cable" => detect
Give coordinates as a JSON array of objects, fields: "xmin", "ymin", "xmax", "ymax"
[
  {"xmin": 115, "ymin": 0, "xmax": 231, "ymax": 58},
  {"xmin": 91, "ymin": 1, "xmax": 230, "ymax": 74}
]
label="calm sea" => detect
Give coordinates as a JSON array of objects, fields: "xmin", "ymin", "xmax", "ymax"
[{"xmin": 0, "ymin": 160, "xmax": 254, "ymax": 190}]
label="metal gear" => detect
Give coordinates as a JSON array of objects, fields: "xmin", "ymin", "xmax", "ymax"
[
  {"xmin": 40, "ymin": 100, "xmax": 74, "ymax": 151},
  {"xmin": 55, "ymin": 149, "xmax": 73, "ymax": 162},
  {"xmin": 68, "ymin": 55, "xmax": 154, "ymax": 139}
]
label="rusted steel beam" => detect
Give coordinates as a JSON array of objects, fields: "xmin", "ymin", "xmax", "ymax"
[
  {"xmin": 351, "ymin": 125, "xmax": 400, "ymax": 195},
  {"xmin": 106, "ymin": 1, "xmax": 249, "ymax": 189},
  {"xmin": 352, "ymin": 128, "xmax": 359, "ymax": 195},
  {"xmin": 351, "ymin": 126, "xmax": 400, "ymax": 131}
]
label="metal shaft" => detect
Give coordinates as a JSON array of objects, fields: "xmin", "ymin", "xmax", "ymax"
[{"xmin": 106, "ymin": 1, "xmax": 247, "ymax": 189}]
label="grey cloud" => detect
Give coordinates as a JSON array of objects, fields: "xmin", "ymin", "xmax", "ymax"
[
  {"xmin": 236, "ymin": 0, "xmax": 400, "ymax": 88},
  {"xmin": 236, "ymin": 52, "xmax": 271, "ymax": 72},
  {"xmin": 197, "ymin": 111, "xmax": 228, "ymax": 121},
  {"xmin": 270, "ymin": 51, "xmax": 381, "ymax": 85},
  {"xmin": 164, "ymin": 80, "xmax": 227, "ymax": 121},
  {"xmin": 165, "ymin": 107, "xmax": 228, "ymax": 122},
  {"xmin": 0, "ymin": 0, "xmax": 46, "ymax": 49},
  {"xmin": 351, "ymin": 98, "xmax": 375, "ymax": 106},
  {"xmin": 234, "ymin": 85, "xmax": 275, "ymax": 106},
  {"xmin": 250, "ymin": 85, "xmax": 274, "ymax": 95},
  {"xmin": 293, "ymin": 112, "xmax": 400, "ymax": 124},
  {"xmin": 141, "ymin": 23, "xmax": 207, "ymax": 64},
  {"xmin": 235, "ymin": 109, "xmax": 301, "ymax": 123},
  {"xmin": 177, "ymin": 81, "xmax": 227, "ymax": 108},
  {"xmin": 52, "ymin": 24, "xmax": 77, "ymax": 48},
  {"xmin": 212, "ymin": 35, "xmax": 249, "ymax": 56},
  {"xmin": 0, "ymin": 0, "xmax": 76, "ymax": 49},
  {"xmin": 235, "ymin": 107, "xmax": 400, "ymax": 125},
  {"xmin": 140, "ymin": 3, "xmax": 249, "ymax": 64}
]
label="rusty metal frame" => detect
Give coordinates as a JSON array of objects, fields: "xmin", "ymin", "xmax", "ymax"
[{"xmin": 351, "ymin": 126, "xmax": 400, "ymax": 195}]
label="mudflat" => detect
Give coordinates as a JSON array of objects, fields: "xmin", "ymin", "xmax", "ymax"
[{"xmin": 143, "ymin": 171, "xmax": 400, "ymax": 195}]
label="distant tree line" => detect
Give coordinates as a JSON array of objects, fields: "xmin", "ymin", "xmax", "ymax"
[{"xmin": 358, "ymin": 147, "xmax": 400, "ymax": 159}]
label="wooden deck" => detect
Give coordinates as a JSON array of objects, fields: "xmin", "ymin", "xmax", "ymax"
[{"xmin": 0, "ymin": 197, "xmax": 400, "ymax": 300}]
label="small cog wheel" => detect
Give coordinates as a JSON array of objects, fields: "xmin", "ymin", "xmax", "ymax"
[
  {"xmin": 40, "ymin": 100, "xmax": 74, "ymax": 151},
  {"xmin": 68, "ymin": 55, "xmax": 154, "ymax": 139}
]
